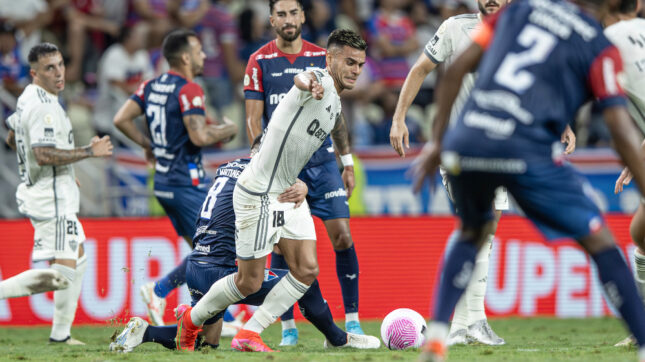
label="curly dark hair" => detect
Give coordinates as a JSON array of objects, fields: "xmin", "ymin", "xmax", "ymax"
[{"xmin": 327, "ymin": 29, "xmax": 367, "ymax": 51}]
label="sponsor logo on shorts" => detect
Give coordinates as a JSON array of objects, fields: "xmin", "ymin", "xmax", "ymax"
[
  {"xmin": 264, "ymin": 269, "xmax": 279, "ymax": 282},
  {"xmin": 195, "ymin": 243, "xmax": 211, "ymax": 253},
  {"xmin": 189, "ymin": 287, "xmax": 203, "ymax": 297},
  {"xmin": 33, "ymin": 238, "xmax": 42, "ymax": 249},
  {"xmin": 324, "ymin": 188, "xmax": 347, "ymax": 200}
]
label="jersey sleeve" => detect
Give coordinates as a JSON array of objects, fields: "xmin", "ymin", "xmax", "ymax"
[
  {"xmin": 243, "ymin": 54, "xmax": 264, "ymax": 100},
  {"xmin": 5, "ymin": 112, "xmax": 17, "ymax": 131},
  {"xmin": 472, "ymin": 11, "xmax": 503, "ymax": 50},
  {"xmin": 295, "ymin": 69, "xmax": 329, "ymax": 106},
  {"xmin": 424, "ymin": 19, "xmax": 453, "ymax": 64},
  {"xmin": 27, "ymin": 104, "xmax": 62, "ymax": 148},
  {"xmin": 178, "ymin": 82, "xmax": 206, "ymax": 116},
  {"xmin": 588, "ymin": 45, "xmax": 627, "ymax": 110},
  {"xmin": 129, "ymin": 80, "xmax": 148, "ymax": 110}
]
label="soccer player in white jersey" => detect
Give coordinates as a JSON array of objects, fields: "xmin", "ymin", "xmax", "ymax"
[
  {"xmin": 2, "ymin": 43, "xmax": 113, "ymax": 344},
  {"xmin": 174, "ymin": 29, "xmax": 380, "ymax": 352},
  {"xmin": 608, "ymin": 0, "xmax": 645, "ymax": 348},
  {"xmin": 389, "ymin": 0, "xmax": 513, "ymax": 346}
]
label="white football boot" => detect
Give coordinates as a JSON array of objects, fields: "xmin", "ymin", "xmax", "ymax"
[
  {"xmin": 324, "ymin": 332, "xmax": 381, "ymax": 349},
  {"xmin": 109, "ymin": 317, "xmax": 148, "ymax": 353},
  {"xmin": 467, "ymin": 319, "xmax": 505, "ymax": 345},
  {"xmin": 140, "ymin": 282, "xmax": 166, "ymax": 326},
  {"xmin": 447, "ymin": 329, "xmax": 468, "ymax": 346}
]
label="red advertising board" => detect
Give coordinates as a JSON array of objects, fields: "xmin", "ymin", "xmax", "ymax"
[{"xmin": 0, "ymin": 215, "xmax": 635, "ymax": 325}]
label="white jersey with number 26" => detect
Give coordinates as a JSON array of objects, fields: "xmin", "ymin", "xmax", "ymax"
[{"xmin": 238, "ymin": 68, "xmax": 341, "ymax": 195}]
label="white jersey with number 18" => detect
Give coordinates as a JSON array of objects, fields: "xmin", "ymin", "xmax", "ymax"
[{"xmin": 238, "ymin": 68, "xmax": 341, "ymax": 195}]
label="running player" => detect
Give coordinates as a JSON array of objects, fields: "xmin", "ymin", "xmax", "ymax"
[
  {"xmin": 113, "ymin": 29, "xmax": 238, "ymax": 325},
  {"xmin": 174, "ymin": 29, "xmax": 369, "ymax": 352},
  {"xmin": 607, "ymin": 0, "xmax": 645, "ymax": 348},
  {"xmin": 412, "ymin": 0, "xmax": 645, "ymax": 360},
  {"xmin": 2, "ymin": 43, "xmax": 113, "ymax": 344},
  {"xmin": 109, "ymin": 137, "xmax": 379, "ymax": 353},
  {"xmin": 388, "ymin": 0, "xmax": 515, "ymax": 346},
  {"xmin": 244, "ymin": 0, "xmax": 362, "ymax": 343}
]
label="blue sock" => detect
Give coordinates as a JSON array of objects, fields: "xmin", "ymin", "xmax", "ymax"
[
  {"xmin": 299, "ymin": 280, "xmax": 347, "ymax": 346},
  {"xmin": 335, "ymin": 245, "xmax": 359, "ymax": 314},
  {"xmin": 142, "ymin": 325, "xmax": 177, "ymax": 350},
  {"xmin": 592, "ymin": 247, "xmax": 645, "ymax": 346},
  {"xmin": 271, "ymin": 252, "xmax": 295, "ymax": 322},
  {"xmin": 433, "ymin": 239, "xmax": 478, "ymax": 323},
  {"xmin": 154, "ymin": 257, "xmax": 188, "ymax": 298},
  {"xmin": 223, "ymin": 308, "xmax": 235, "ymax": 323}
]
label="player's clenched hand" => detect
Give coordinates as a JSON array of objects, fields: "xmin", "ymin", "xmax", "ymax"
[
  {"xmin": 342, "ymin": 166, "xmax": 355, "ymax": 199},
  {"xmin": 278, "ymin": 179, "xmax": 309, "ymax": 208},
  {"xmin": 561, "ymin": 125, "xmax": 576, "ymax": 155},
  {"xmin": 411, "ymin": 142, "xmax": 441, "ymax": 193},
  {"xmin": 89, "ymin": 135, "xmax": 113, "ymax": 157},
  {"xmin": 390, "ymin": 120, "xmax": 409, "ymax": 157},
  {"xmin": 615, "ymin": 167, "xmax": 633, "ymax": 194},
  {"xmin": 310, "ymin": 80, "xmax": 324, "ymax": 100}
]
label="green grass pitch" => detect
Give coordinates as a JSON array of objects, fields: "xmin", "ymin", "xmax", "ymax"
[{"xmin": 0, "ymin": 317, "xmax": 638, "ymax": 361}]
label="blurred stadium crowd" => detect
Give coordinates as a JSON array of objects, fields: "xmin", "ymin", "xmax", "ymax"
[{"xmin": 0, "ymin": 0, "xmax": 644, "ymax": 217}]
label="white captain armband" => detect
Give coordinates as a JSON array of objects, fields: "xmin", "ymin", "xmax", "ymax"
[{"xmin": 341, "ymin": 154, "xmax": 354, "ymax": 167}]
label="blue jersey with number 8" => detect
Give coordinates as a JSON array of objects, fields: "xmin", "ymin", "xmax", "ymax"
[
  {"xmin": 191, "ymin": 158, "xmax": 250, "ymax": 267},
  {"xmin": 443, "ymin": 0, "xmax": 627, "ymax": 161},
  {"xmin": 131, "ymin": 71, "xmax": 207, "ymax": 187}
]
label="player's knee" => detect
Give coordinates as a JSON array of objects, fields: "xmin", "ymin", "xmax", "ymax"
[
  {"xmin": 331, "ymin": 230, "xmax": 353, "ymax": 250},
  {"xmin": 291, "ymin": 263, "xmax": 319, "ymax": 285},
  {"xmin": 234, "ymin": 272, "xmax": 263, "ymax": 296},
  {"xmin": 630, "ymin": 220, "xmax": 645, "ymax": 249}
]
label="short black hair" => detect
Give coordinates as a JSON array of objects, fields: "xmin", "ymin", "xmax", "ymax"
[
  {"xmin": 269, "ymin": 0, "xmax": 304, "ymax": 13},
  {"xmin": 618, "ymin": 0, "xmax": 637, "ymax": 13},
  {"xmin": 162, "ymin": 29, "xmax": 198, "ymax": 67},
  {"xmin": 28, "ymin": 43, "xmax": 60, "ymax": 64},
  {"xmin": 327, "ymin": 29, "xmax": 367, "ymax": 52}
]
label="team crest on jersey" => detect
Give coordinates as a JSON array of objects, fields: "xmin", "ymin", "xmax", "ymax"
[
  {"xmin": 69, "ymin": 239, "xmax": 77, "ymax": 252},
  {"xmin": 264, "ymin": 270, "xmax": 279, "ymax": 282},
  {"xmin": 244, "ymin": 74, "xmax": 250, "ymax": 86}
]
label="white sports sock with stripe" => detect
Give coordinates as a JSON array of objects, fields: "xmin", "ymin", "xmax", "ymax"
[
  {"xmin": 191, "ymin": 273, "xmax": 245, "ymax": 326},
  {"xmin": 244, "ymin": 273, "xmax": 310, "ymax": 334},
  {"xmin": 50, "ymin": 257, "xmax": 86, "ymax": 341},
  {"xmin": 467, "ymin": 236, "xmax": 492, "ymax": 325}
]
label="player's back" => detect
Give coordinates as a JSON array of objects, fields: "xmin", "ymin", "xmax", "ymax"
[
  {"xmin": 238, "ymin": 69, "xmax": 341, "ymax": 195},
  {"xmin": 191, "ymin": 158, "xmax": 250, "ymax": 267},
  {"xmin": 132, "ymin": 71, "xmax": 207, "ymax": 187},
  {"xmin": 604, "ymin": 18, "xmax": 645, "ymax": 128},
  {"xmin": 444, "ymin": 0, "xmax": 625, "ymax": 160}
]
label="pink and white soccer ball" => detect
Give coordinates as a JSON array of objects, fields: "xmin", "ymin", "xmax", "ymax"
[{"xmin": 380, "ymin": 308, "xmax": 427, "ymax": 350}]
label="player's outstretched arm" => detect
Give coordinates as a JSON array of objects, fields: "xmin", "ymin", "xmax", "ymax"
[
  {"xmin": 245, "ymin": 99, "xmax": 264, "ymax": 145},
  {"xmin": 606, "ymin": 106, "xmax": 645, "ymax": 195},
  {"xmin": 412, "ymin": 42, "xmax": 484, "ymax": 193},
  {"xmin": 294, "ymin": 72, "xmax": 324, "ymax": 100},
  {"xmin": 332, "ymin": 112, "xmax": 355, "ymax": 198},
  {"xmin": 183, "ymin": 114, "xmax": 238, "ymax": 147},
  {"xmin": 390, "ymin": 54, "xmax": 438, "ymax": 157},
  {"xmin": 33, "ymin": 135, "xmax": 113, "ymax": 166},
  {"xmin": 114, "ymin": 99, "xmax": 151, "ymax": 151}
]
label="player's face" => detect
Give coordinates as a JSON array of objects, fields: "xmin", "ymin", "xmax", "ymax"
[
  {"xmin": 270, "ymin": 0, "xmax": 305, "ymax": 42},
  {"xmin": 327, "ymin": 46, "xmax": 366, "ymax": 91},
  {"xmin": 188, "ymin": 36, "xmax": 206, "ymax": 76},
  {"xmin": 31, "ymin": 52, "xmax": 65, "ymax": 94},
  {"xmin": 477, "ymin": 0, "xmax": 508, "ymax": 15}
]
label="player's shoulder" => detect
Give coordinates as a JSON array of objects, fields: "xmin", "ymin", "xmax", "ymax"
[
  {"xmin": 605, "ymin": 18, "xmax": 645, "ymax": 39},
  {"xmin": 250, "ymin": 40, "xmax": 278, "ymax": 61},
  {"xmin": 18, "ymin": 85, "xmax": 60, "ymax": 114},
  {"xmin": 301, "ymin": 40, "xmax": 326, "ymax": 56},
  {"xmin": 217, "ymin": 158, "xmax": 250, "ymax": 178}
]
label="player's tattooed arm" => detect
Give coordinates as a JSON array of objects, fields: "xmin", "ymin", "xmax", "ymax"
[
  {"xmin": 5, "ymin": 129, "xmax": 16, "ymax": 150},
  {"xmin": 331, "ymin": 112, "xmax": 351, "ymax": 155},
  {"xmin": 33, "ymin": 136, "xmax": 113, "ymax": 166},
  {"xmin": 184, "ymin": 114, "xmax": 238, "ymax": 147}
]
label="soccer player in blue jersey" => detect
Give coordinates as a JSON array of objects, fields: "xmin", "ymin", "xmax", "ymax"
[
  {"xmin": 113, "ymin": 29, "xmax": 238, "ymax": 326},
  {"xmin": 243, "ymin": 0, "xmax": 362, "ymax": 344},
  {"xmin": 411, "ymin": 0, "xmax": 645, "ymax": 360},
  {"xmin": 108, "ymin": 138, "xmax": 380, "ymax": 353}
]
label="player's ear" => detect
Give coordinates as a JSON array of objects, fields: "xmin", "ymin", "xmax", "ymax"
[
  {"xmin": 181, "ymin": 51, "xmax": 191, "ymax": 66},
  {"xmin": 29, "ymin": 66, "xmax": 37, "ymax": 80}
]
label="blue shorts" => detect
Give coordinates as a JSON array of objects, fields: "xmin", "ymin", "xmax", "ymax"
[
  {"xmin": 154, "ymin": 184, "xmax": 207, "ymax": 238},
  {"xmin": 186, "ymin": 259, "xmax": 287, "ymax": 325},
  {"xmin": 298, "ymin": 160, "xmax": 350, "ymax": 220},
  {"xmin": 447, "ymin": 160, "xmax": 603, "ymax": 240}
]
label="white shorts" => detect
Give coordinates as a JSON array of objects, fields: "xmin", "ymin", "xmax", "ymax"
[
  {"xmin": 440, "ymin": 167, "xmax": 509, "ymax": 211},
  {"xmin": 233, "ymin": 186, "xmax": 316, "ymax": 260},
  {"xmin": 30, "ymin": 214, "xmax": 86, "ymax": 262}
]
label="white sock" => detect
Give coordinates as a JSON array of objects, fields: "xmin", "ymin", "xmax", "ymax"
[
  {"xmin": 449, "ymin": 294, "xmax": 468, "ymax": 333},
  {"xmin": 191, "ymin": 273, "xmax": 244, "ymax": 326},
  {"xmin": 345, "ymin": 312, "xmax": 359, "ymax": 323},
  {"xmin": 50, "ymin": 259, "xmax": 85, "ymax": 341},
  {"xmin": 426, "ymin": 322, "xmax": 449, "ymax": 343},
  {"xmin": 244, "ymin": 273, "xmax": 309, "ymax": 334},
  {"xmin": 467, "ymin": 237, "xmax": 492, "ymax": 325},
  {"xmin": 281, "ymin": 319, "xmax": 296, "ymax": 331},
  {"xmin": 633, "ymin": 249, "xmax": 645, "ymax": 305},
  {"xmin": 0, "ymin": 269, "xmax": 69, "ymax": 299}
]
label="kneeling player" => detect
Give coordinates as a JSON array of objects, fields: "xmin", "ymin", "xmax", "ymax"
[{"xmin": 110, "ymin": 145, "xmax": 380, "ymax": 352}]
